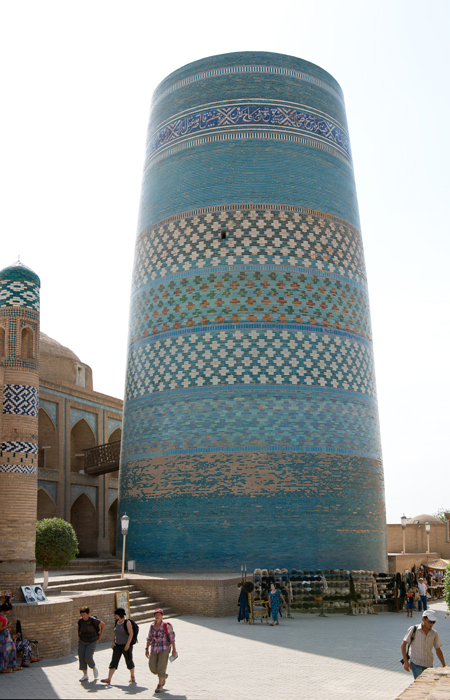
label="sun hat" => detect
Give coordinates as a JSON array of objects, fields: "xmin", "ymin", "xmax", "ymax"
[{"xmin": 423, "ymin": 609, "xmax": 437, "ymax": 621}]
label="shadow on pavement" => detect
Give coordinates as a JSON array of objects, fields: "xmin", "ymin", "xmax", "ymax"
[{"xmin": 181, "ymin": 607, "xmax": 450, "ymax": 675}]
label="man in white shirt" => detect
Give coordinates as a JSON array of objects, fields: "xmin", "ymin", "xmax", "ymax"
[
  {"xmin": 401, "ymin": 609, "xmax": 446, "ymax": 679},
  {"xmin": 418, "ymin": 577, "xmax": 428, "ymax": 612}
]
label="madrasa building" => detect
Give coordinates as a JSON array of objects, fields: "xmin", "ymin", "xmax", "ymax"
[{"xmin": 119, "ymin": 51, "xmax": 388, "ymax": 572}]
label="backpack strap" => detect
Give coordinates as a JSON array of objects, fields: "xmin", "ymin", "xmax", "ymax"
[
  {"xmin": 406, "ymin": 625, "xmax": 417, "ymax": 657},
  {"xmin": 163, "ymin": 622, "xmax": 172, "ymax": 641}
]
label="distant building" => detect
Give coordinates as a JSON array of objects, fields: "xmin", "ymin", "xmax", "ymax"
[{"xmin": 120, "ymin": 52, "xmax": 387, "ymax": 572}]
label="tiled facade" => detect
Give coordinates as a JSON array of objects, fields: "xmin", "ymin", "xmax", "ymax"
[{"xmin": 120, "ymin": 52, "xmax": 387, "ymax": 572}]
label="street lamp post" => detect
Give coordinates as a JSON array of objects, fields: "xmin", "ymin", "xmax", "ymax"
[
  {"xmin": 401, "ymin": 514, "xmax": 407, "ymax": 555},
  {"xmin": 425, "ymin": 521, "xmax": 431, "ymax": 554},
  {"xmin": 121, "ymin": 514, "xmax": 130, "ymax": 579}
]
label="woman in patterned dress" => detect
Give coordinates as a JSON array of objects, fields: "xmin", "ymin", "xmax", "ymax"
[
  {"xmin": 268, "ymin": 583, "xmax": 286, "ymax": 626},
  {"xmin": 0, "ymin": 603, "xmax": 22, "ymax": 673}
]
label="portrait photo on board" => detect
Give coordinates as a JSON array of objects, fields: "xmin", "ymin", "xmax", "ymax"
[{"xmin": 21, "ymin": 586, "xmax": 37, "ymax": 604}]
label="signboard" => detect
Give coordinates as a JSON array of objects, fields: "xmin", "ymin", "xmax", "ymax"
[{"xmin": 115, "ymin": 590, "xmax": 130, "ymax": 618}]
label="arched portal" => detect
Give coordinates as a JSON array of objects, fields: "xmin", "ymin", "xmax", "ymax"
[
  {"xmin": 108, "ymin": 499, "xmax": 118, "ymax": 556},
  {"xmin": 38, "ymin": 408, "xmax": 58, "ymax": 469},
  {"xmin": 37, "ymin": 488, "xmax": 57, "ymax": 519},
  {"xmin": 70, "ymin": 419, "xmax": 96, "ymax": 473},
  {"xmin": 71, "ymin": 493, "xmax": 98, "ymax": 556}
]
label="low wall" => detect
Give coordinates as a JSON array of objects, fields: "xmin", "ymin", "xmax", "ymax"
[
  {"xmin": 130, "ymin": 575, "xmax": 241, "ymax": 617},
  {"xmin": 11, "ymin": 589, "xmax": 120, "ymax": 658},
  {"xmin": 10, "ymin": 575, "xmax": 242, "ymax": 658},
  {"xmin": 395, "ymin": 667, "xmax": 450, "ymax": 698}
]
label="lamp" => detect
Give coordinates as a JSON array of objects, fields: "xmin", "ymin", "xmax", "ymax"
[
  {"xmin": 425, "ymin": 521, "xmax": 430, "ymax": 554},
  {"xmin": 120, "ymin": 514, "xmax": 130, "ymax": 578},
  {"xmin": 401, "ymin": 514, "xmax": 407, "ymax": 555}
]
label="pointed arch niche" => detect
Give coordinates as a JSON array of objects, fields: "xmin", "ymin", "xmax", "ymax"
[
  {"xmin": 38, "ymin": 408, "xmax": 58, "ymax": 469},
  {"xmin": 21, "ymin": 326, "xmax": 34, "ymax": 359},
  {"xmin": 71, "ymin": 493, "xmax": 98, "ymax": 556},
  {"xmin": 70, "ymin": 419, "xmax": 96, "ymax": 473},
  {"xmin": 37, "ymin": 488, "xmax": 57, "ymax": 519},
  {"xmin": 108, "ymin": 427, "xmax": 122, "ymax": 443}
]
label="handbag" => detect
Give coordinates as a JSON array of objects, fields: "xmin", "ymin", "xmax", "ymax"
[{"xmin": 400, "ymin": 625, "xmax": 417, "ymax": 664}]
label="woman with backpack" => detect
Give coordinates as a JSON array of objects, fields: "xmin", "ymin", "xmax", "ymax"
[
  {"xmin": 101, "ymin": 608, "xmax": 136, "ymax": 684},
  {"xmin": 145, "ymin": 608, "xmax": 177, "ymax": 694},
  {"xmin": 77, "ymin": 606, "xmax": 105, "ymax": 681}
]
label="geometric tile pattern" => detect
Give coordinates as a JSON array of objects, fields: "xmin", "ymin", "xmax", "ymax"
[
  {"xmin": 126, "ymin": 327, "xmax": 376, "ymax": 400},
  {"xmin": 0, "ymin": 279, "xmax": 40, "ymax": 310},
  {"xmin": 1, "ymin": 441, "xmax": 38, "ymax": 454},
  {"xmin": 133, "ymin": 206, "xmax": 367, "ymax": 290},
  {"xmin": 0, "ymin": 463, "xmax": 37, "ymax": 474},
  {"xmin": 130, "ymin": 268, "xmax": 371, "ymax": 345},
  {"xmin": 3, "ymin": 384, "xmax": 39, "ymax": 416}
]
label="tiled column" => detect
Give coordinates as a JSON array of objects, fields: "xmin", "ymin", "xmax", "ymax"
[{"xmin": 0, "ymin": 262, "xmax": 40, "ymax": 599}]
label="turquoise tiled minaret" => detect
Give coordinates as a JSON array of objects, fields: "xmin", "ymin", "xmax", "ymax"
[{"xmin": 120, "ymin": 52, "xmax": 387, "ymax": 571}]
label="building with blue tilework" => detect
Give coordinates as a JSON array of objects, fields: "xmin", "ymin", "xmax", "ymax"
[{"xmin": 120, "ymin": 52, "xmax": 388, "ymax": 572}]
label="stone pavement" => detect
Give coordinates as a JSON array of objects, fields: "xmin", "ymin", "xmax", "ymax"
[{"xmin": 1, "ymin": 600, "xmax": 449, "ymax": 700}]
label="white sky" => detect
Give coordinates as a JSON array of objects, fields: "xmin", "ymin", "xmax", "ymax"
[{"xmin": 1, "ymin": 0, "xmax": 449, "ymax": 525}]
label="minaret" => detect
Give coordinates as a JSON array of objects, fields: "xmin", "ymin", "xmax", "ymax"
[
  {"xmin": 120, "ymin": 52, "xmax": 387, "ymax": 572},
  {"xmin": 0, "ymin": 261, "xmax": 40, "ymax": 598}
]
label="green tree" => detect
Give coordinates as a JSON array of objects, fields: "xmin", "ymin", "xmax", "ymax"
[
  {"xmin": 445, "ymin": 564, "xmax": 450, "ymax": 613},
  {"xmin": 432, "ymin": 508, "xmax": 450, "ymax": 523},
  {"xmin": 36, "ymin": 518, "xmax": 79, "ymax": 589}
]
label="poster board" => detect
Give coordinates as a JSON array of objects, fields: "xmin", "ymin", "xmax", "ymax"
[
  {"xmin": 115, "ymin": 590, "xmax": 130, "ymax": 618},
  {"xmin": 22, "ymin": 586, "xmax": 37, "ymax": 604}
]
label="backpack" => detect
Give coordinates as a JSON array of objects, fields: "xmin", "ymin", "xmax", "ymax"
[
  {"xmin": 115, "ymin": 617, "xmax": 139, "ymax": 645},
  {"xmin": 127, "ymin": 619, "xmax": 139, "ymax": 645}
]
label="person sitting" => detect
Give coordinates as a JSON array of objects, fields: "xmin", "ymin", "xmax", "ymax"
[{"xmin": 13, "ymin": 631, "xmax": 40, "ymax": 667}]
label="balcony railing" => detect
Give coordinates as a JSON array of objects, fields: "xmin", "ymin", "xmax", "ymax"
[{"xmin": 83, "ymin": 440, "xmax": 121, "ymax": 476}]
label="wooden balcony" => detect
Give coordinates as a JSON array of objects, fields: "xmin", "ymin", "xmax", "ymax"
[{"xmin": 83, "ymin": 440, "xmax": 121, "ymax": 476}]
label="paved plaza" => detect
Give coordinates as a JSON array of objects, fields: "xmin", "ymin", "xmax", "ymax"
[{"xmin": 1, "ymin": 600, "xmax": 448, "ymax": 700}]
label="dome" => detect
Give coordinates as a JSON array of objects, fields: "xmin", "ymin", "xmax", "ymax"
[
  {"xmin": 406, "ymin": 514, "xmax": 442, "ymax": 525},
  {"xmin": 40, "ymin": 332, "xmax": 81, "ymax": 362},
  {"xmin": 39, "ymin": 332, "xmax": 93, "ymax": 390},
  {"xmin": 0, "ymin": 260, "xmax": 40, "ymax": 287}
]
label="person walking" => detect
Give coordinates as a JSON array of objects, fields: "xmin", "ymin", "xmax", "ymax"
[
  {"xmin": 418, "ymin": 577, "xmax": 428, "ymax": 612},
  {"xmin": 145, "ymin": 608, "xmax": 177, "ymax": 694},
  {"xmin": 101, "ymin": 608, "xmax": 135, "ymax": 685},
  {"xmin": 268, "ymin": 582, "xmax": 286, "ymax": 626},
  {"xmin": 401, "ymin": 609, "xmax": 446, "ymax": 679},
  {"xmin": 77, "ymin": 606, "xmax": 105, "ymax": 681}
]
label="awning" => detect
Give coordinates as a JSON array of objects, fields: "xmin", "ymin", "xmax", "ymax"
[{"xmin": 426, "ymin": 558, "xmax": 449, "ymax": 570}]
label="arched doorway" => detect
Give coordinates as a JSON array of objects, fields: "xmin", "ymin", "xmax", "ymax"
[
  {"xmin": 37, "ymin": 488, "xmax": 57, "ymax": 519},
  {"xmin": 108, "ymin": 499, "xmax": 118, "ymax": 556},
  {"xmin": 38, "ymin": 408, "xmax": 58, "ymax": 469},
  {"xmin": 70, "ymin": 419, "xmax": 96, "ymax": 473},
  {"xmin": 71, "ymin": 493, "xmax": 98, "ymax": 556}
]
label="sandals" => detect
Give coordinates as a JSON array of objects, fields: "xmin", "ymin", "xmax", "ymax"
[
  {"xmin": 12, "ymin": 667, "xmax": 23, "ymax": 672},
  {"xmin": 100, "ymin": 679, "xmax": 111, "ymax": 684}
]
